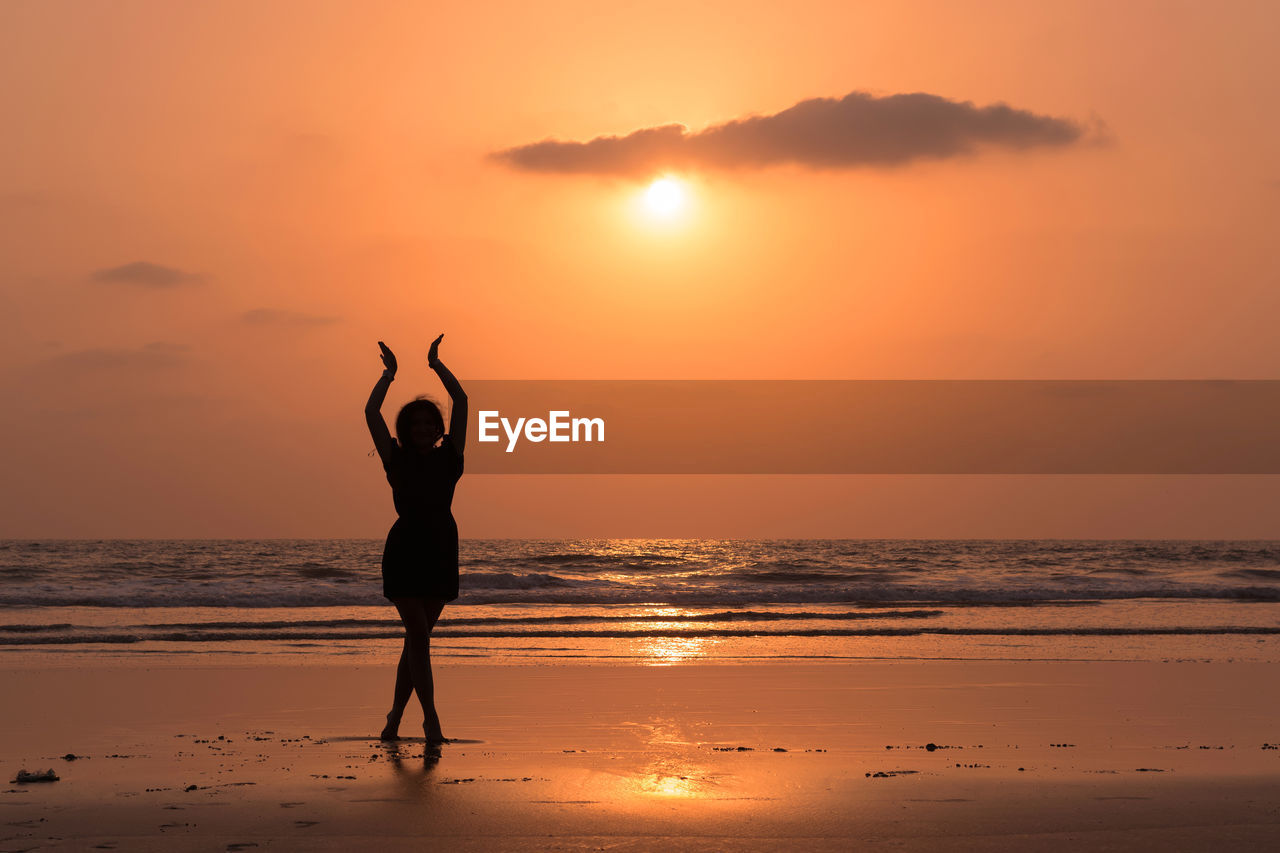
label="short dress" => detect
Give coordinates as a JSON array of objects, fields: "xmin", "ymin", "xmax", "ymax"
[{"xmin": 380, "ymin": 434, "xmax": 464, "ymax": 601}]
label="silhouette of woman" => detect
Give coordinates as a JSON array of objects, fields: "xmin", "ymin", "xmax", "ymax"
[{"xmin": 365, "ymin": 334, "xmax": 467, "ymax": 744}]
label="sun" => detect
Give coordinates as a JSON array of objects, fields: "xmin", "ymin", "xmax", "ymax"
[
  {"xmin": 643, "ymin": 177, "xmax": 686, "ymax": 217},
  {"xmin": 628, "ymin": 175, "xmax": 694, "ymax": 231}
]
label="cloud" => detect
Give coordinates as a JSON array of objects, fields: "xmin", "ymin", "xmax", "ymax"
[
  {"xmin": 41, "ymin": 341, "xmax": 190, "ymax": 371},
  {"xmin": 241, "ymin": 308, "xmax": 339, "ymax": 327},
  {"xmin": 91, "ymin": 261, "xmax": 205, "ymax": 287},
  {"xmin": 492, "ymin": 90, "xmax": 1090, "ymax": 177}
]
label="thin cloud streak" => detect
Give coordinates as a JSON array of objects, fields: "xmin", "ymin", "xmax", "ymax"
[
  {"xmin": 91, "ymin": 261, "xmax": 205, "ymax": 287},
  {"xmin": 40, "ymin": 342, "xmax": 190, "ymax": 371},
  {"xmin": 493, "ymin": 90, "xmax": 1090, "ymax": 177}
]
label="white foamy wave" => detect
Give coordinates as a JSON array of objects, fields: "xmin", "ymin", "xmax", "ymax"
[{"xmin": 461, "ymin": 571, "xmax": 578, "ymax": 589}]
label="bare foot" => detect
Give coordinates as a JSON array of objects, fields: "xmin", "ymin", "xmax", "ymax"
[
  {"xmin": 424, "ymin": 723, "xmax": 448, "ymax": 745},
  {"xmin": 380, "ymin": 711, "xmax": 403, "ymax": 742}
]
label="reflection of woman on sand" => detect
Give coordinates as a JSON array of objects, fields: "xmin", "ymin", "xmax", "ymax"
[{"xmin": 364, "ymin": 334, "xmax": 467, "ymax": 744}]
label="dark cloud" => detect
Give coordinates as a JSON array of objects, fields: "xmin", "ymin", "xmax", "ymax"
[
  {"xmin": 493, "ymin": 90, "xmax": 1089, "ymax": 177},
  {"xmin": 91, "ymin": 261, "xmax": 205, "ymax": 287},
  {"xmin": 241, "ymin": 308, "xmax": 339, "ymax": 327},
  {"xmin": 41, "ymin": 341, "xmax": 190, "ymax": 371}
]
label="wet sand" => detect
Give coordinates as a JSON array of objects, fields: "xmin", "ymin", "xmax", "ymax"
[{"xmin": 2, "ymin": 661, "xmax": 1278, "ymax": 850}]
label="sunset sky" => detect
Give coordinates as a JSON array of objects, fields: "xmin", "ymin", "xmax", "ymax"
[{"xmin": 2, "ymin": 0, "xmax": 1278, "ymax": 538}]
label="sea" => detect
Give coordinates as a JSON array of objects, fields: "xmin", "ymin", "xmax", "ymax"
[{"xmin": 2, "ymin": 539, "xmax": 1278, "ymax": 665}]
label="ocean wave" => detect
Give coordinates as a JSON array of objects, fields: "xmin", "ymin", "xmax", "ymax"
[
  {"xmin": 454, "ymin": 585, "xmax": 1280, "ymax": 606},
  {"xmin": 0, "ymin": 610, "xmax": 948, "ymax": 634},
  {"xmin": 0, "ymin": 583, "xmax": 1277, "ymax": 608},
  {"xmin": 1219, "ymin": 568, "xmax": 1280, "ymax": 580},
  {"xmin": 440, "ymin": 608, "xmax": 947, "ymax": 625},
  {"xmin": 293, "ymin": 565, "xmax": 356, "ymax": 579},
  {"xmin": 2, "ymin": 540, "xmax": 1280, "ymax": 609},
  {"xmin": 724, "ymin": 570, "xmax": 848, "ymax": 583},
  {"xmin": 2, "ymin": 625, "xmax": 1278, "ymax": 646},
  {"xmin": 506, "ymin": 551, "xmax": 702, "ymax": 567},
  {"xmin": 461, "ymin": 571, "xmax": 578, "ymax": 589}
]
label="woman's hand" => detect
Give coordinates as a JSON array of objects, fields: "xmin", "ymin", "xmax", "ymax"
[
  {"xmin": 426, "ymin": 333, "xmax": 465, "ymax": 454},
  {"xmin": 378, "ymin": 341, "xmax": 398, "ymax": 377}
]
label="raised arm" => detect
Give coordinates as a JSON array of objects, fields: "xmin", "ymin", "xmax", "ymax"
[
  {"xmin": 365, "ymin": 341, "xmax": 397, "ymax": 467},
  {"xmin": 428, "ymin": 334, "xmax": 467, "ymax": 455}
]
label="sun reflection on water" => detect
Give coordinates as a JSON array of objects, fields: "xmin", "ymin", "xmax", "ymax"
[
  {"xmin": 637, "ymin": 762, "xmax": 702, "ymax": 798},
  {"xmin": 631, "ymin": 607, "xmax": 720, "ymax": 664},
  {"xmin": 626, "ymin": 718, "xmax": 712, "ymax": 799}
]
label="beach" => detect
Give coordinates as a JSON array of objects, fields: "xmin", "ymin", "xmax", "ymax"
[
  {"xmin": 3, "ymin": 539, "xmax": 1278, "ymax": 849},
  {"xmin": 3, "ymin": 658, "xmax": 1278, "ymax": 851}
]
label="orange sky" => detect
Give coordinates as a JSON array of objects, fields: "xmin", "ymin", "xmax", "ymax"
[{"xmin": 2, "ymin": 0, "xmax": 1278, "ymax": 537}]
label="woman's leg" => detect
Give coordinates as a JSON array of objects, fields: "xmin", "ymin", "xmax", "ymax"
[
  {"xmin": 381, "ymin": 638, "xmax": 414, "ymax": 740},
  {"xmin": 392, "ymin": 597, "xmax": 447, "ymax": 741}
]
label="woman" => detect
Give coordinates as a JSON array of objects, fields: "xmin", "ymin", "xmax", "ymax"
[{"xmin": 364, "ymin": 334, "xmax": 467, "ymax": 744}]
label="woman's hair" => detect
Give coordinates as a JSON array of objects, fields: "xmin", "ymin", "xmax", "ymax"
[{"xmin": 394, "ymin": 397, "xmax": 445, "ymax": 448}]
